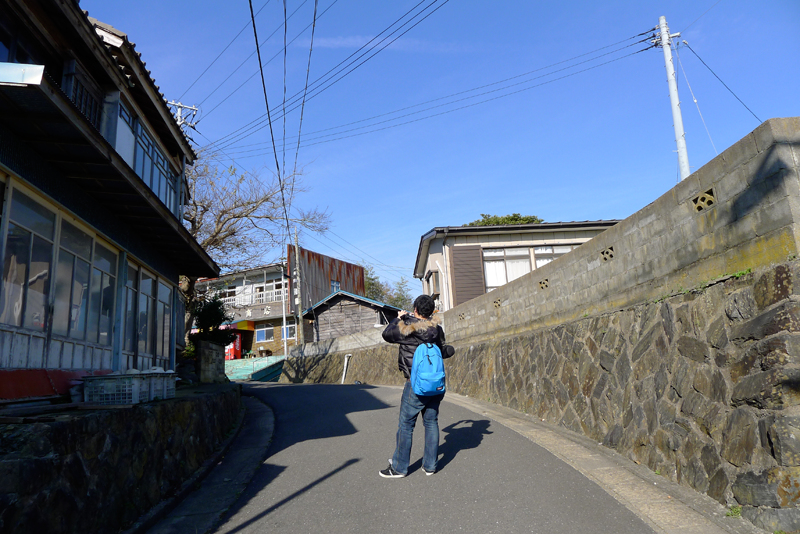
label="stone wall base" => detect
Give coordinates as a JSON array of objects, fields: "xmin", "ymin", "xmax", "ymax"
[{"xmin": 0, "ymin": 384, "xmax": 241, "ymax": 534}]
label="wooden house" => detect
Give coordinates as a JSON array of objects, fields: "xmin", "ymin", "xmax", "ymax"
[{"xmin": 303, "ymin": 291, "xmax": 400, "ymax": 342}]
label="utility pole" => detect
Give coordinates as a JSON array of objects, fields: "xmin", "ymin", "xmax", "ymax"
[
  {"xmin": 167, "ymin": 101, "xmax": 199, "ymax": 131},
  {"xmin": 293, "ymin": 228, "xmax": 306, "ymax": 346},
  {"xmin": 280, "ymin": 262, "xmax": 288, "ymax": 357},
  {"xmin": 654, "ymin": 16, "xmax": 690, "ymax": 181}
]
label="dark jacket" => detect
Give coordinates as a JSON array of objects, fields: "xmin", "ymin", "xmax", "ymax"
[{"xmin": 382, "ymin": 314, "xmax": 449, "ymax": 379}]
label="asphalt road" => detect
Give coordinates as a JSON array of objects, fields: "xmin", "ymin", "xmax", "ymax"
[{"xmin": 212, "ymin": 383, "xmax": 654, "ymax": 534}]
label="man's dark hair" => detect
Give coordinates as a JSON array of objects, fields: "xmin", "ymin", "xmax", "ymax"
[{"xmin": 413, "ymin": 294, "xmax": 435, "ymax": 318}]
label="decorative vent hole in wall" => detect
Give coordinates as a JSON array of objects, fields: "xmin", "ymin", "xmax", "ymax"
[
  {"xmin": 458, "ymin": 313, "xmax": 465, "ymax": 321},
  {"xmin": 539, "ymin": 279, "xmax": 549, "ymax": 290},
  {"xmin": 600, "ymin": 247, "xmax": 614, "ymax": 262},
  {"xmin": 493, "ymin": 298, "xmax": 501, "ymax": 308},
  {"xmin": 692, "ymin": 188, "xmax": 716, "ymax": 212}
]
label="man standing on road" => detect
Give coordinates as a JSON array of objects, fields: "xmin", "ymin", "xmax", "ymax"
[{"xmin": 379, "ymin": 294, "xmax": 452, "ymax": 478}]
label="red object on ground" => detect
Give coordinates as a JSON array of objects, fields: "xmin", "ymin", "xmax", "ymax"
[{"xmin": 0, "ymin": 369, "xmax": 112, "ymax": 400}]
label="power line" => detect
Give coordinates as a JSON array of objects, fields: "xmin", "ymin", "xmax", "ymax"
[
  {"xmin": 297, "ymin": 224, "xmax": 410, "ymax": 283},
  {"xmin": 222, "ymin": 36, "xmax": 652, "ymax": 155},
  {"xmin": 247, "ymin": 0, "xmax": 290, "ymax": 240},
  {"xmin": 325, "ymin": 228, "xmax": 413, "ymax": 274},
  {"xmin": 285, "ymin": 206, "xmax": 411, "ymax": 282},
  {"xmin": 676, "ymin": 44, "xmax": 717, "ymax": 155},
  {"xmin": 178, "ymin": 0, "xmax": 274, "ymax": 100},
  {"xmin": 199, "ymin": 0, "xmax": 312, "ymax": 110},
  {"xmin": 207, "ymin": 27, "xmax": 651, "ymax": 154},
  {"xmin": 682, "ymin": 41, "xmax": 761, "ymax": 123},
  {"xmin": 233, "ymin": 31, "xmax": 654, "ymax": 152},
  {"xmin": 198, "ymin": 0, "xmax": 338, "ymax": 123},
  {"xmin": 202, "ymin": 0, "xmax": 442, "ymax": 151},
  {"xmin": 293, "ymin": 0, "xmax": 319, "ymax": 176},
  {"xmin": 222, "ymin": 0, "xmax": 453, "ymax": 152},
  {"xmin": 225, "ymin": 45, "xmax": 654, "ymax": 158},
  {"xmin": 282, "ymin": 0, "xmax": 288, "ymax": 185},
  {"xmin": 681, "ymin": 0, "xmax": 726, "ymax": 32}
]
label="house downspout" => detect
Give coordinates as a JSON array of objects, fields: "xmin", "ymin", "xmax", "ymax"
[{"xmin": 441, "ymin": 229, "xmax": 451, "ymax": 311}]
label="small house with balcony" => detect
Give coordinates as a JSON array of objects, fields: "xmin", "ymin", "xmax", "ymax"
[
  {"xmin": 0, "ymin": 2, "xmax": 218, "ymax": 400},
  {"xmin": 196, "ymin": 263, "xmax": 293, "ymax": 358},
  {"xmin": 413, "ymin": 221, "xmax": 618, "ymax": 312},
  {"xmin": 197, "ymin": 248, "xmax": 366, "ymax": 356}
]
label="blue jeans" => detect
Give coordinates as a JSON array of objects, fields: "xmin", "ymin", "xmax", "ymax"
[{"xmin": 391, "ymin": 380, "xmax": 443, "ymax": 475}]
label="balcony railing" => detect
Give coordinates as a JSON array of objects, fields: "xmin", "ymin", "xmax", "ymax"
[{"xmin": 219, "ymin": 289, "xmax": 288, "ymax": 307}]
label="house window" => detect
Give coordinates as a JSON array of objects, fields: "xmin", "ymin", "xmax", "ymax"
[
  {"xmin": 154, "ymin": 282, "xmax": 172, "ymax": 363},
  {"xmin": 52, "ymin": 221, "xmax": 92, "ymax": 339},
  {"xmin": 0, "ymin": 191, "xmax": 55, "ymax": 331},
  {"xmin": 138, "ymin": 270, "xmax": 156, "ymax": 357},
  {"xmin": 133, "ymin": 124, "xmax": 179, "ymax": 214},
  {"xmin": 533, "ymin": 245, "xmax": 578, "ymax": 268},
  {"xmin": 255, "ymin": 324, "xmax": 274, "ymax": 343},
  {"xmin": 331, "ymin": 280, "xmax": 340, "ymax": 293},
  {"xmin": 123, "ymin": 264, "xmax": 138, "ymax": 352},
  {"xmin": 119, "ymin": 103, "xmax": 135, "ymax": 129},
  {"xmin": 282, "ymin": 319, "xmax": 296, "ymax": 340},
  {"xmin": 85, "ymin": 243, "xmax": 117, "ymax": 346},
  {"xmin": 121, "ymin": 263, "xmax": 172, "ymax": 363},
  {"xmin": 483, "ymin": 248, "xmax": 531, "ymax": 292},
  {"xmin": 426, "ymin": 271, "xmax": 440, "ymax": 296},
  {"xmin": 51, "ymin": 222, "xmax": 117, "ymax": 345}
]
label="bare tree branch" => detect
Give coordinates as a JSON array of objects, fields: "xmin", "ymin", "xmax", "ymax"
[{"xmin": 180, "ymin": 150, "xmax": 330, "ymax": 337}]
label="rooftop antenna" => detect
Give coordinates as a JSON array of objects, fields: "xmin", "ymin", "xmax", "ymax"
[{"xmin": 653, "ymin": 16, "xmax": 690, "ymax": 181}]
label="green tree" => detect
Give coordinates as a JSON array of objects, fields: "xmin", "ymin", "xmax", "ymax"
[
  {"xmin": 465, "ymin": 213, "xmax": 543, "ymax": 226},
  {"xmin": 387, "ymin": 277, "xmax": 412, "ymax": 311},
  {"xmin": 363, "ymin": 266, "xmax": 413, "ymax": 311},
  {"xmin": 364, "ymin": 265, "xmax": 390, "ymax": 302},
  {"xmin": 188, "ymin": 296, "xmax": 237, "ymax": 347}
]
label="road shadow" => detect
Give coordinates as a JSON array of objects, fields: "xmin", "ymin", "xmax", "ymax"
[
  {"xmin": 242, "ymin": 382, "xmax": 390, "ymax": 457},
  {"xmin": 217, "ymin": 459, "xmax": 359, "ymax": 534},
  {"xmin": 210, "ymin": 383, "xmax": 383, "ymax": 532},
  {"xmin": 430, "ymin": 419, "xmax": 493, "ymax": 472}
]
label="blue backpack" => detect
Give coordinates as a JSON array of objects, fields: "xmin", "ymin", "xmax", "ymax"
[{"xmin": 410, "ymin": 343, "xmax": 446, "ymax": 396}]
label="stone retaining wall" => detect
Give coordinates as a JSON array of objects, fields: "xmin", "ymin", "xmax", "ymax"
[{"xmin": 0, "ymin": 384, "xmax": 241, "ymax": 534}]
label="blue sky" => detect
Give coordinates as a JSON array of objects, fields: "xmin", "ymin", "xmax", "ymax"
[{"xmin": 82, "ymin": 0, "xmax": 799, "ymax": 290}]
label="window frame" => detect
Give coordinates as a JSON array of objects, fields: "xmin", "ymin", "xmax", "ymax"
[
  {"xmin": 255, "ymin": 324, "xmax": 274, "ymax": 343},
  {"xmin": 0, "ymin": 188, "xmax": 57, "ymax": 331},
  {"xmin": 482, "ymin": 247, "xmax": 532, "ymax": 293},
  {"xmin": 282, "ymin": 318, "xmax": 297, "ymax": 340}
]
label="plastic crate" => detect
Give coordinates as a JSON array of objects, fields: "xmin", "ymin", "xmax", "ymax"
[
  {"xmin": 145, "ymin": 371, "xmax": 176, "ymax": 401},
  {"xmin": 83, "ymin": 375, "xmax": 144, "ymax": 405}
]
